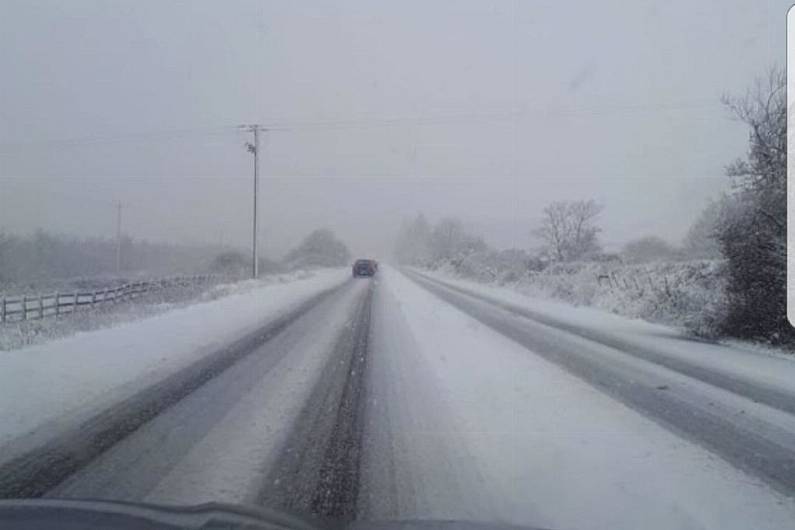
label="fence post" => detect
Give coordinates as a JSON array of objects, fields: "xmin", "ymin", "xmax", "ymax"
[
  {"xmin": 73, "ymin": 290, "xmax": 79, "ymax": 313},
  {"xmin": 22, "ymin": 295, "xmax": 27, "ymax": 321},
  {"xmin": 91, "ymin": 290, "xmax": 97, "ymax": 308},
  {"xmin": 103, "ymin": 287, "xmax": 109, "ymax": 304},
  {"xmin": 38, "ymin": 295, "xmax": 44, "ymax": 319},
  {"xmin": 1, "ymin": 296, "xmax": 5, "ymax": 323},
  {"xmin": 55, "ymin": 293, "xmax": 60, "ymax": 316}
]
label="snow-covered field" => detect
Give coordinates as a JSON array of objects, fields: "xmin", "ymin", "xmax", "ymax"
[
  {"xmin": 0, "ymin": 268, "xmax": 348, "ymax": 449},
  {"xmin": 0, "ymin": 270, "xmax": 324, "ymax": 351},
  {"xmin": 364, "ymin": 267, "xmax": 795, "ymax": 529}
]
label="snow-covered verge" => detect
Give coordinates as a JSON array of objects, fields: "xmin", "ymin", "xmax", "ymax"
[
  {"xmin": 0, "ymin": 270, "xmax": 318, "ymax": 351},
  {"xmin": 0, "ymin": 268, "xmax": 347, "ymax": 449},
  {"xmin": 426, "ymin": 257, "xmax": 729, "ymax": 337}
]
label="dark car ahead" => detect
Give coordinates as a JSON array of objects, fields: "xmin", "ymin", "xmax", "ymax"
[{"xmin": 352, "ymin": 259, "xmax": 377, "ymax": 278}]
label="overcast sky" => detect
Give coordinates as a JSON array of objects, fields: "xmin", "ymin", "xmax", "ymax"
[{"xmin": 0, "ymin": 0, "xmax": 788, "ymax": 257}]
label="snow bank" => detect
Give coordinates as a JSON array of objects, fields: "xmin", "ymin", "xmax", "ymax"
[
  {"xmin": 197, "ymin": 269, "xmax": 318, "ymax": 300},
  {"xmin": 0, "ymin": 268, "xmax": 348, "ymax": 449}
]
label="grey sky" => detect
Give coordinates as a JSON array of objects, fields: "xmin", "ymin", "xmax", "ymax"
[{"xmin": 0, "ymin": 0, "xmax": 788, "ymax": 257}]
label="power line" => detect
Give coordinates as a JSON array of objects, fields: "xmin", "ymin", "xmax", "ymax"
[
  {"xmin": 0, "ymin": 99, "xmax": 724, "ymax": 154},
  {"xmin": 257, "ymin": 100, "xmax": 723, "ymax": 132},
  {"xmin": 0, "ymin": 179, "xmax": 124, "ymax": 207},
  {"xmin": 0, "ymin": 125, "xmax": 239, "ymax": 155}
]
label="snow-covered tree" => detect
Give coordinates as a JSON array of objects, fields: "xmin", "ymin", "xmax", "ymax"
[
  {"xmin": 717, "ymin": 68, "xmax": 789, "ymax": 342},
  {"xmin": 534, "ymin": 200, "xmax": 603, "ymax": 262},
  {"xmin": 681, "ymin": 199, "xmax": 725, "ymax": 259},
  {"xmin": 429, "ymin": 217, "xmax": 466, "ymax": 261},
  {"xmin": 394, "ymin": 214, "xmax": 490, "ymax": 267},
  {"xmin": 283, "ymin": 228, "xmax": 351, "ymax": 268},
  {"xmin": 394, "ymin": 214, "xmax": 432, "ymax": 264}
]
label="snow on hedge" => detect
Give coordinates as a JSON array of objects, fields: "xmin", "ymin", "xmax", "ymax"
[{"xmin": 427, "ymin": 255, "xmax": 727, "ymax": 336}]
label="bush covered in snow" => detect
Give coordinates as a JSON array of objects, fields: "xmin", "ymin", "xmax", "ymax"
[
  {"xmin": 428, "ymin": 254, "xmax": 728, "ymax": 338},
  {"xmin": 396, "ymin": 212, "xmax": 730, "ymax": 336},
  {"xmin": 394, "ymin": 162, "xmax": 784, "ymax": 344}
]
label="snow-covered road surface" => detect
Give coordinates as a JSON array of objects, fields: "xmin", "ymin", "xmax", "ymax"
[
  {"xmin": 381, "ymin": 269, "xmax": 795, "ymax": 529},
  {"xmin": 1, "ymin": 265, "xmax": 794, "ymax": 530},
  {"xmin": 410, "ymin": 268, "xmax": 795, "ymax": 416},
  {"xmin": 0, "ymin": 269, "xmax": 349, "ymax": 450},
  {"xmin": 404, "ymin": 270, "xmax": 795, "ymax": 495}
]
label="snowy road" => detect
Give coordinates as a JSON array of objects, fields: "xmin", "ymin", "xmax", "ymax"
[
  {"xmin": 404, "ymin": 270, "xmax": 795, "ymax": 494},
  {"xmin": 1, "ymin": 266, "xmax": 795, "ymax": 529}
]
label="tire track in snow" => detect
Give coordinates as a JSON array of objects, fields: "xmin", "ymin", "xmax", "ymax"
[
  {"xmin": 258, "ymin": 279, "xmax": 373, "ymax": 519},
  {"xmin": 407, "ymin": 270, "xmax": 795, "ymax": 416}
]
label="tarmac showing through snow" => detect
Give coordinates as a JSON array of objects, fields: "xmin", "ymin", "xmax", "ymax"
[{"xmin": 1, "ymin": 265, "xmax": 795, "ymax": 529}]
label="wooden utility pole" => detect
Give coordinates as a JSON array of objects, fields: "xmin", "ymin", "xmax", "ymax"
[{"xmin": 240, "ymin": 125, "xmax": 265, "ymax": 278}]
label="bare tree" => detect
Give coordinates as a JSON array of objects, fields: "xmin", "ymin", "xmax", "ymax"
[
  {"xmin": 722, "ymin": 68, "xmax": 786, "ymax": 198},
  {"xmin": 681, "ymin": 199, "xmax": 725, "ymax": 259},
  {"xmin": 430, "ymin": 217, "xmax": 466, "ymax": 261},
  {"xmin": 717, "ymin": 68, "xmax": 788, "ymax": 341},
  {"xmin": 394, "ymin": 213, "xmax": 432, "ymax": 264},
  {"xmin": 534, "ymin": 202, "xmax": 569, "ymax": 261},
  {"xmin": 534, "ymin": 200, "xmax": 603, "ymax": 261}
]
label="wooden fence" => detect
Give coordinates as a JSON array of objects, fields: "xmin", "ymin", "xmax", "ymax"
[
  {"xmin": 596, "ymin": 272, "xmax": 672, "ymax": 296},
  {"xmin": 1, "ymin": 275, "xmax": 217, "ymax": 324}
]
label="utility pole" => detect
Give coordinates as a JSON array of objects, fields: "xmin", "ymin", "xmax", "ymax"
[
  {"xmin": 115, "ymin": 201, "xmax": 122, "ymax": 275},
  {"xmin": 240, "ymin": 124, "xmax": 265, "ymax": 278}
]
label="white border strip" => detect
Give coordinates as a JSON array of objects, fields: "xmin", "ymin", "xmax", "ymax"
[{"xmin": 788, "ymin": 6, "xmax": 795, "ymax": 326}]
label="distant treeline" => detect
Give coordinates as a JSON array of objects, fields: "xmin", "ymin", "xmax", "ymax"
[
  {"xmin": 210, "ymin": 228, "xmax": 351, "ymax": 277},
  {"xmin": 0, "ymin": 227, "xmax": 354, "ymax": 290},
  {"xmin": 0, "ymin": 230, "xmax": 228, "ymax": 288}
]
